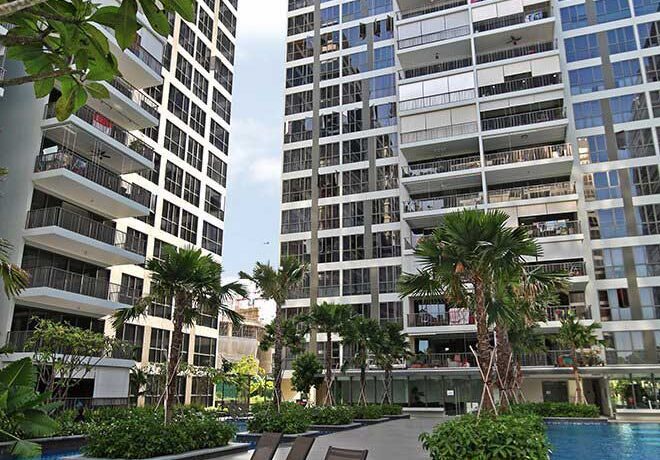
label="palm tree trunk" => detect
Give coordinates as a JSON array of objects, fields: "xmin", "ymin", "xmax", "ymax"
[
  {"xmin": 271, "ymin": 304, "xmax": 283, "ymax": 411},
  {"xmin": 359, "ymin": 364, "xmax": 367, "ymax": 406},
  {"xmin": 324, "ymin": 332, "xmax": 334, "ymax": 406},
  {"xmin": 382, "ymin": 368, "xmax": 392, "ymax": 404},
  {"xmin": 571, "ymin": 347, "xmax": 584, "ymax": 404},
  {"xmin": 166, "ymin": 300, "xmax": 185, "ymax": 423},
  {"xmin": 474, "ymin": 279, "xmax": 495, "ymax": 412},
  {"xmin": 495, "ymin": 322, "xmax": 512, "ymax": 410}
]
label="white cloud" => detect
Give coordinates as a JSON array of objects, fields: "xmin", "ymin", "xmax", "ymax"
[
  {"xmin": 237, "ymin": 0, "xmax": 287, "ymax": 40},
  {"xmin": 229, "ymin": 117, "xmax": 282, "ymax": 187}
]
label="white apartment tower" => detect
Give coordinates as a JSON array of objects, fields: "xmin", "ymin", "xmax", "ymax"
[
  {"xmin": 280, "ymin": 0, "xmax": 660, "ymax": 415},
  {"xmin": 0, "ymin": 0, "xmax": 238, "ymax": 407}
]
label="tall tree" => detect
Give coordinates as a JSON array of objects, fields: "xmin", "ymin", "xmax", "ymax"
[
  {"xmin": 557, "ymin": 313, "xmax": 602, "ymax": 404},
  {"xmin": 340, "ymin": 316, "xmax": 380, "ymax": 406},
  {"xmin": 240, "ymin": 257, "xmax": 308, "ymax": 410},
  {"xmin": 0, "ymin": 169, "xmax": 28, "ymax": 298},
  {"xmin": 399, "ymin": 209, "xmax": 540, "ymax": 412},
  {"xmin": 305, "ymin": 302, "xmax": 354, "ymax": 405},
  {"xmin": 372, "ymin": 322, "xmax": 411, "ymax": 404},
  {"xmin": 291, "ymin": 352, "xmax": 322, "ymax": 402},
  {"xmin": 114, "ymin": 246, "xmax": 245, "ymax": 422}
]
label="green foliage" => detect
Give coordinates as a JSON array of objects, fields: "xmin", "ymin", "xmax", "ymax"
[
  {"xmin": 0, "ymin": 237, "xmax": 28, "ymax": 298},
  {"xmin": 259, "ymin": 317, "xmax": 309, "ymax": 354},
  {"xmin": 557, "ymin": 313, "xmax": 602, "ymax": 353},
  {"xmin": 0, "ymin": 358, "xmax": 59, "ymax": 457},
  {"xmin": 52, "ymin": 406, "xmax": 133, "ymax": 436},
  {"xmin": 83, "ymin": 407, "xmax": 236, "ymax": 459},
  {"xmin": 510, "ymin": 402, "xmax": 600, "ymax": 418},
  {"xmin": 1, "ymin": 0, "xmax": 196, "ymax": 120},
  {"xmin": 350, "ymin": 404, "xmax": 384, "ymax": 420},
  {"xmin": 419, "ymin": 414, "xmax": 550, "ymax": 460},
  {"xmin": 247, "ymin": 402, "xmax": 311, "ymax": 434},
  {"xmin": 291, "ymin": 353, "xmax": 322, "ymax": 397},
  {"xmin": 309, "ymin": 405, "xmax": 354, "ymax": 426},
  {"xmin": 379, "ymin": 404, "xmax": 403, "ymax": 415}
]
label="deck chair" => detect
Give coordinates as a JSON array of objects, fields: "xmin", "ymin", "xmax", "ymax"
[
  {"xmin": 250, "ymin": 432, "xmax": 283, "ymax": 460},
  {"xmin": 323, "ymin": 446, "xmax": 368, "ymax": 460},
  {"xmin": 285, "ymin": 436, "xmax": 315, "ymax": 460}
]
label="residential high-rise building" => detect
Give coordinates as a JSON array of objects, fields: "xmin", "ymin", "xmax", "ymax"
[
  {"xmin": 280, "ymin": 0, "xmax": 660, "ymax": 415},
  {"xmin": 0, "ymin": 0, "xmax": 238, "ymax": 407}
]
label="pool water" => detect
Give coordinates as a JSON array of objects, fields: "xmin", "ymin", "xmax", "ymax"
[
  {"xmin": 31, "ymin": 451, "xmax": 80, "ymax": 460},
  {"xmin": 547, "ymin": 423, "xmax": 660, "ymax": 459}
]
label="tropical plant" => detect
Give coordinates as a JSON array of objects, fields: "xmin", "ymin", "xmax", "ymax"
[
  {"xmin": 380, "ymin": 404, "xmax": 403, "ymax": 415},
  {"xmin": 247, "ymin": 402, "xmax": 312, "ymax": 434},
  {"xmin": 351, "ymin": 404, "xmax": 384, "ymax": 420},
  {"xmin": 0, "ymin": 169, "xmax": 28, "ymax": 298},
  {"xmin": 507, "ymin": 323, "xmax": 547, "ymax": 403},
  {"xmin": 340, "ymin": 316, "xmax": 380, "ymax": 406},
  {"xmin": 372, "ymin": 322, "xmax": 411, "ymax": 404},
  {"xmin": 259, "ymin": 317, "xmax": 309, "ymax": 356},
  {"xmin": 510, "ymin": 402, "xmax": 600, "ymax": 418},
  {"xmin": 399, "ymin": 209, "xmax": 540, "ymax": 412},
  {"xmin": 0, "ymin": 0, "xmax": 195, "ymax": 120},
  {"xmin": 0, "ymin": 358, "xmax": 59, "ymax": 457},
  {"xmin": 308, "ymin": 405, "xmax": 354, "ymax": 425},
  {"xmin": 556, "ymin": 313, "xmax": 602, "ymax": 404},
  {"xmin": 114, "ymin": 246, "xmax": 245, "ymax": 421},
  {"xmin": 240, "ymin": 257, "xmax": 308, "ymax": 410},
  {"xmin": 291, "ymin": 352, "xmax": 322, "ymax": 401},
  {"xmin": 304, "ymin": 302, "xmax": 354, "ymax": 405}
]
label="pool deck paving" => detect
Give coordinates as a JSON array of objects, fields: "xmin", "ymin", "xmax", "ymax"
[{"xmin": 221, "ymin": 416, "xmax": 446, "ymax": 460}]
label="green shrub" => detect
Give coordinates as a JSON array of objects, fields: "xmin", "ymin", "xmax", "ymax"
[
  {"xmin": 380, "ymin": 404, "xmax": 403, "ymax": 415},
  {"xmin": 83, "ymin": 407, "xmax": 235, "ymax": 459},
  {"xmin": 309, "ymin": 406, "xmax": 354, "ymax": 425},
  {"xmin": 351, "ymin": 404, "xmax": 384, "ymax": 420},
  {"xmin": 420, "ymin": 414, "xmax": 550, "ymax": 460},
  {"xmin": 510, "ymin": 402, "xmax": 600, "ymax": 418},
  {"xmin": 247, "ymin": 402, "xmax": 311, "ymax": 434}
]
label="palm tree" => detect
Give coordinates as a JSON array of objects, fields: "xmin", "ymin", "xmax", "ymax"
[
  {"xmin": 0, "ymin": 168, "xmax": 28, "ymax": 298},
  {"xmin": 373, "ymin": 322, "xmax": 411, "ymax": 404},
  {"xmin": 305, "ymin": 302, "xmax": 354, "ymax": 405},
  {"xmin": 114, "ymin": 246, "xmax": 245, "ymax": 421},
  {"xmin": 508, "ymin": 323, "xmax": 546, "ymax": 403},
  {"xmin": 399, "ymin": 209, "xmax": 540, "ymax": 412},
  {"xmin": 340, "ymin": 316, "xmax": 380, "ymax": 405},
  {"xmin": 239, "ymin": 257, "xmax": 307, "ymax": 410},
  {"xmin": 557, "ymin": 313, "xmax": 602, "ymax": 404}
]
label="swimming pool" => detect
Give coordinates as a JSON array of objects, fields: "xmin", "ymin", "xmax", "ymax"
[{"xmin": 547, "ymin": 422, "xmax": 660, "ymax": 459}]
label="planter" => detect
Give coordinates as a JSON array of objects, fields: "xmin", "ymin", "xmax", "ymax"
[
  {"xmin": 309, "ymin": 422, "xmax": 362, "ymax": 433},
  {"xmin": 60, "ymin": 443, "xmax": 250, "ymax": 460},
  {"xmin": 384, "ymin": 414, "xmax": 410, "ymax": 420},
  {"xmin": 543, "ymin": 417, "xmax": 608, "ymax": 424},
  {"xmin": 0, "ymin": 435, "xmax": 87, "ymax": 460},
  {"xmin": 235, "ymin": 431, "xmax": 320, "ymax": 445},
  {"xmin": 353, "ymin": 417, "xmax": 389, "ymax": 425}
]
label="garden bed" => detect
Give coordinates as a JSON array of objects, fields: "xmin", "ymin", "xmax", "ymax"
[
  {"xmin": 309, "ymin": 422, "xmax": 362, "ymax": 433},
  {"xmin": 544, "ymin": 417, "xmax": 608, "ymax": 424},
  {"xmin": 61, "ymin": 443, "xmax": 250, "ymax": 460},
  {"xmin": 0, "ymin": 435, "xmax": 86, "ymax": 459},
  {"xmin": 235, "ymin": 431, "xmax": 320, "ymax": 444},
  {"xmin": 353, "ymin": 417, "xmax": 389, "ymax": 425},
  {"xmin": 385, "ymin": 414, "xmax": 410, "ymax": 420}
]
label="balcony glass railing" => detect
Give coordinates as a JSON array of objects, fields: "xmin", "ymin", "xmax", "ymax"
[
  {"xmin": 473, "ymin": 9, "xmax": 550, "ymax": 33},
  {"xmin": 44, "ymin": 103, "xmax": 155, "ymax": 162},
  {"xmin": 589, "ymin": 222, "xmax": 660, "ymax": 239},
  {"xmin": 476, "ymin": 41, "xmax": 555, "ymax": 64},
  {"xmin": 527, "ymin": 261, "xmax": 587, "ymax": 277},
  {"xmin": 398, "ymin": 24, "xmax": 470, "ymax": 49},
  {"xmin": 519, "ymin": 350, "xmax": 598, "ymax": 367},
  {"xmin": 600, "ymin": 305, "xmax": 660, "ymax": 321},
  {"xmin": 109, "ymin": 78, "xmax": 159, "ymax": 119},
  {"xmin": 6, "ymin": 330, "xmax": 136, "ymax": 360},
  {"xmin": 407, "ymin": 311, "xmax": 475, "ymax": 327},
  {"xmin": 484, "ymin": 143, "xmax": 572, "ymax": 167},
  {"xmin": 404, "ymin": 191, "xmax": 483, "ymax": 213},
  {"xmin": 478, "ymin": 73, "xmax": 561, "ymax": 97},
  {"xmin": 398, "ymin": 0, "xmax": 467, "ymax": 20},
  {"xmin": 127, "ymin": 42, "xmax": 162, "ymax": 75},
  {"xmin": 399, "ymin": 57, "xmax": 472, "ymax": 80},
  {"xmin": 409, "ymin": 352, "xmax": 477, "ymax": 368},
  {"xmin": 34, "ymin": 150, "xmax": 152, "ymax": 208},
  {"xmin": 605, "ymin": 349, "xmax": 659, "ymax": 365},
  {"xmin": 25, "ymin": 207, "xmax": 146, "ymax": 255},
  {"xmin": 544, "ymin": 305, "xmax": 592, "ymax": 321},
  {"xmin": 401, "ymin": 121, "xmax": 478, "ymax": 144},
  {"xmin": 481, "ymin": 107, "xmax": 565, "ymax": 131},
  {"xmin": 526, "ymin": 220, "xmax": 581, "ymax": 238},
  {"xmin": 400, "ymin": 88, "xmax": 475, "ymax": 111},
  {"xmin": 488, "ymin": 181, "xmax": 575, "ymax": 203},
  {"xmin": 402, "ymin": 154, "xmax": 481, "ymax": 177}
]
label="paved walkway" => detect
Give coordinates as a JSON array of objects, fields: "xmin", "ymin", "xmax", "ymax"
[{"xmin": 223, "ymin": 416, "xmax": 446, "ymax": 460}]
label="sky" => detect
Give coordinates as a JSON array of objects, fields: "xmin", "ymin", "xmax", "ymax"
[{"xmin": 222, "ymin": 0, "xmax": 287, "ymax": 280}]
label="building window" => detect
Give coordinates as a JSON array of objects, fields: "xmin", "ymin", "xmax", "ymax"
[
  {"xmin": 319, "ymin": 204, "xmax": 340, "ymax": 230},
  {"xmin": 212, "ymin": 88, "xmax": 231, "ymax": 122},
  {"xmin": 283, "ymin": 147, "xmax": 312, "ymax": 172},
  {"xmin": 280, "ymin": 240, "xmax": 310, "ymax": 264},
  {"xmin": 607, "ymin": 26, "xmax": 637, "ymax": 54},
  {"xmin": 595, "ymin": 0, "xmax": 630, "ymax": 24},
  {"xmin": 318, "ymin": 271, "xmax": 340, "ymax": 297},
  {"xmin": 217, "ymin": 29, "xmax": 235, "ymax": 64},
  {"xmin": 116, "ymin": 324, "xmax": 144, "ymax": 361},
  {"xmin": 183, "ymin": 173, "xmax": 201, "ymax": 206},
  {"xmin": 168, "ymin": 86, "xmax": 189, "ymax": 122},
  {"xmin": 191, "ymin": 376, "xmax": 214, "ymax": 406},
  {"xmin": 343, "ymin": 234, "xmax": 365, "ymax": 261},
  {"xmin": 179, "ymin": 22, "xmax": 195, "ymax": 54},
  {"xmin": 370, "ymin": 74, "xmax": 396, "ymax": 100},
  {"xmin": 189, "ymin": 101, "xmax": 206, "ymax": 136},
  {"xmin": 197, "ymin": 7, "xmax": 213, "ymax": 40},
  {"xmin": 186, "ymin": 137, "xmax": 203, "ymax": 171},
  {"xmin": 319, "ymin": 172, "xmax": 339, "ymax": 198},
  {"xmin": 560, "ymin": 5, "xmax": 587, "ymax": 31},
  {"xmin": 219, "ymin": 1, "xmax": 237, "ymax": 35},
  {"xmin": 610, "ymin": 93, "xmax": 648, "ymax": 123},
  {"xmin": 343, "ymin": 201, "xmax": 364, "ymax": 227},
  {"xmin": 150, "ymin": 296, "xmax": 173, "ymax": 319},
  {"xmin": 320, "ymin": 112, "xmax": 340, "ymax": 137},
  {"xmin": 205, "ymin": 186, "xmax": 225, "ymax": 220},
  {"xmin": 213, "ymin": 60, "xmax": 233, "ymax": 92},
  {"xmin": 285, "ymin": 90, "xmax": 313, "ymax": 115},
  {"xmin": 165, "ymin": 161, "xmax": 184, "ymax": 196},
  {"xmin": 569, "ymin": 66, "xmax": 605, "ymax": 95},
  {"xmin": 149, "ymin": 328, "xmax": 170, "ymax": 363},
  {"xmin": 320, "ymin": 85, "xmax": 340, "ymax": 109},
  {"xmin": 195, "ymin": 38, "xmax": 211, "ymax": 71},
  {"xmin": 573, "ymin": 100, "xmax": 603, "ymax": 129},
  {"xmin": 202, "ymin": 221, "xmax": 223, "ymax": 255},
  {"xmin": 282, "ymin": 177, "xmax": 312, "ymax": 202},
  {"xmin": 373, "ymin": 197, "xmax": 399, "ymax": 224},
  {"xmin": 164, "ymin": 121, "xmax": 187, "ymax": 159},
  {"xmin": 193, "ymin": 336, "xmax": 217, "ymax": 366},
  {"xmin": 320, "ymin": 143, "xmax": 340, "ymax": 167},
  {"xmin": 175, "ymin": 55, "xmax": 193, "ymax": 87},
  {"xmin": 287, "ymin": 63, "xmax": 313, "ymax": 87},
  {"xmin": 343, "ymin": 139, "xmax": 368, "ymax": 164},
  {"xmin": 192, "ymin": 70, "xmax": 208, "ymax": 102},
  {"xmin": 343, "ymin": 268, "xmax": 370, "ymax": 296},
  {"xmin": 210, "ymin": 120, "xmax": 229, "ymax": 153},
  {"xmin": 207, "ymin": 153, "xmax": 227, "ymax": 187},
  {"xmin": 564, "ymin": 34, "xmax": 600, "ymax": 62},
  {"xmin": 343, "ymin": 51, "xmax": 369, "ymax": 75},
  {"xmin": 343, "ymin": 169, "xmax": 369, "ymax": 195},
  {"xmin": 374, "ymin": 46, "xmax": 394, "ymax": 70},
  {"xmin": 374, "ymin": 231, "xmax": 401, "ymax": 258},
  {"xmin": 638, "ymin": 20, "xmax": 660, "ymax": 48},
  {"xmin": 379, "ymin": 301, "xmax": 402, "ymax": 325},
  {"xmin": 161, "ymin": 200, "xmax": 181, "ymax": 236},
  {"xmin": 318, "ymin": 236, "xmax": 340, "ymax": 263},
  {"xmin": 376, "ymin": 165, "xmax": 398, "ymax": 190},
  {"xmin": 379, "ymin": 266, "xmax": 401, "ymax": 293},
  {"xmin": 153, "ymin": 239, "xmax": 175, "ymax": 261},
  {"xmin": 126, "ymin": 227, "xmax": 147, "ymax": 256},
  {"xmin": 180, "ymin": 210, "xmax": 198, "ymax": 244},
  {"xmin": 281, "ymin": 207, "xmax": 311, "ymax": 233}
]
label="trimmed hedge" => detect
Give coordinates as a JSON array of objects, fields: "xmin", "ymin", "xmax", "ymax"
[
  {"xmin": 247, "ymin": 402, "xmax": 312, "ymax": 434},
  {"xmin": 380, "ymin": 404, "xmax": 403, "ymax": 415},
  {"xmin": 420, "ymin": 414, "xmax": 550, "ymax": 460},
  {"xmin": 510, "ymin": 402, "xmax": 600, "ymax": 418},
  {"xmin": 350, "ymin": 404, "xmax": 385, "ymax": 420},
  {"xmin": 309, "ymin": 406, "xmax": 354, "ymax": 425},
  {"xmin": 83, "ymin": 407, "xmax": 235, "ymax": 459}
]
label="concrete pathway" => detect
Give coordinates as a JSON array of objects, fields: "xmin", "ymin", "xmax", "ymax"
[{"xmin": 223, "ymin": 416, "xmax": 446, "ymax": 460}]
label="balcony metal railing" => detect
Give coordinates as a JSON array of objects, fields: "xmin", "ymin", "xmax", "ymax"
[
  {"xmin": 109, "ymin": 78, "xmax": 159, "ymax": 119},
  {"xmin": 484, "ymin": 143, "xmax": 572, "ymax": 167},
  {"xmin": 526, "ymin": 220, "xmax": 581, "ymax": 238},
  {"xmin": 404, "ymin": 191, "xmax": 483, "ymax": 213},
  {"xmin": 25, "ymin": 207, "xmax": 146, "ymax": 255},
  {"xmin": 402, "ymin": 154, "xmax": 481, "ymax": 177},
  {"xmin": 127, "ymin": 42, "xmax": 162, "ymax": 75},
  {"xmin": 407, "ymin": 312, "xmax": 475, "ymax": 327},
  {"xmin": 6, "ymin": 330, "xmax": 137, "ymax": 360},
  {"xmin": 34, "ymin": 150, "xmax": 152, "ymax": 208},
  {"xmin": 476, "ymin": 41, "xmax": 555, "ymax": 64},
  {"xmin": 519, "ymin": 350, "xmax": 583, "ymax": 367},
  {"xmin": 400, "ymin": 88, "xmax": 475, "ymax": 112},
  {"xmin": 600, "ymin": 305, "xmax": 660, "ymax": 321},
  {"xmin": 399, "ymin": 57, "xmax": 472, "ymax": 80},
  {"xmin": 527, "ymin": 261, "xmax": 587, "ymax": 277},
  {"xmin": 318, "ymin": 286, "xmax": 340, "ymax": 297},
  {"xmin": 398, "ymin": 24, "xmax": 470, "ymax": 50},
  {"xmin": 24, "ymin": 266, "xmax": 141, "ymax": 305},
  {"xmin": 44, "ymin": 103, "xmax": 155, "ymax": 162},
  {"xmin": 481, "ymin": 107, "xmax": 565, "ymax": 131},
  {"xmin": 398, "ymin": 0, "xmax": 467, "ymax": 20},
  {"xmin": 544, "ymin": 305, "xmax": 592, "ymax": 321},
  {"xmin": 401, "ymin": 121, "xmax": 478, "ymax": 144},
  {"xmin": 488, "ymin": 181, "xmax": 575, "ymax": 203},
  {"xmin": 409, "ymin": 352, "xmax": 477, "ymax": 368},
  {"xmin": 473, "ymin": 10, "xmax": 550, "ymax": 33},
  {"xmin": 478, "ymin": 73, "xmax": 561, "ymax": 98}
]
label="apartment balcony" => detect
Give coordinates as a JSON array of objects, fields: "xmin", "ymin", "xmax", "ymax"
[
  {"xmin": 488, "ymin": 181, "xmax": 576, "ymax": 206},
  {"xmin": 33, "ymin": 150, "xmax": 152, "ymax": 219},
  {"xmin": 403, "ymin": 191, "xmax": 483, "ymax": 226},
  {"xmin": 408, "ymin": 352, "xmax": 477, "ymax": 369},
  {"xmin": 402, "ymin": 154, "xmax": 482, "ymax": 194},
  {"xmin": 526, "ymin": 220, "xmax": 582, "ymax": 240},
  {"xmin": 18, "ymin": 267, "xmax": 141, "ymax": 316},
  {"xmin": 5, "ymin": 330, "xmax": 136, "ymax": 360},
  {"xmin": 24, "ymin": 207, "xmax": 146, "ymax": 267},
  {"xmin": 399, "ymin": 57, "xmax": 472, "ymax": 81},
  {"xmin": 478, "ymin": 73, "xmax": 561, "ymax": 98},
  {"xmin": 398, "ymin": 25, "xmax": 470, "ymax": 50},
  {"xmin": 397, "ymin": 0, "xmax": 467, "ymax": 20},
  {"xmin": 605, "ymin": 350, "xmax": 660, "ymax": 366},
  {"xmin": 473, "ymin": 9, "xmax": 551, "ymax": 34},
  {"xmin": 400, "ymin": 88, "xmax": 476, "ymax": 113},
  {"xmin": 484, "ymin": 143, "xmax": 573, "ymax": 185},
  {"xmin": 476, "ymin": 41, "xmax": 555, "ymax": 65},
  {"xmin": 543, "ymin": 305, "xmax": 592, "ymax": 323},
  {"xmin": 519, "ymin": 350, "xmax": 584, "ymax": 367},
  {"xmin": 407, "ymin": 312, "xmax": 475, "ymax": 328},
  {"xmin": 403, "ymin": 154, "xmax": 481, "ymax": 179},
  {"xmin": 94, "ymin": 77, "xmax": 159, "ymax": 131},
  {"xmin": 527, "ymin": 260, "xmax": 588, "ymax": 288},
  {"xmin": 400, "ymin": 121, "xmax": 478, "ymax": 147},
  {"xmin": 481, "ymin": 107, "xmax": 566, "ymax": 134},
  {"xmin": 42, "ymin": 103, "xmax": 154, "ymax": 174},
  {"xmin": 600, "ymin": 305, "xmax": 660, "ymax": 321}
]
